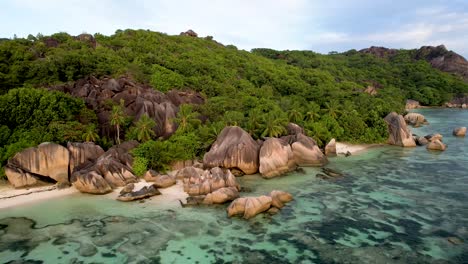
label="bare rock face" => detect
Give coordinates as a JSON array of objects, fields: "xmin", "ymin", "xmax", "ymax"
[
  {"xmin": 287, "ymin": 134, "xmax": 328, "ymax": 166},
  {"xmin": 227, "ymin": 196, "xmax": 272, "ymax": 219},
  {"xmin": 425, "ymin": 133, "xmax": 443, "ymax": 142},
  {"xmin": 404, "ymin": 113, "xmax": 428, "ymax": 127},
  {"xmin": 286, "ymin": 123, "xmax": 304, "ymax": 135},
  {"xmin": 203, "ymin": 187, "xmax": 239, "ymax": 204},
  {"xmin": 5, "ymin": 143, "xmax": 70, "ymax": 186},
  {"xmin": 453, "ymin": 127, "xmax": 467, "ymax": 137},
  {"xmin": 67, "ymin": 142, "xmax": 105, "ymax": 173},
  {"xmin": 50, "ymin": 76, "xmax": 204, "ymax": 140},
  {"xmin": 325, "ymin": 138, "xmax": 337, "ymax": 156},
  {"xmin": 406, "ymin": 99, "xmax": 420, "ymax": 110},
  {"xmin": 71, "ymin": 141, "xmax": 139, "ymax": 194},
  {"xmin": 176, "ymin": 166, "xmax": 205, "ymax": 180},
  {"xmin": 180, "ymin": 29, "xmax": 198, "ymax": 37},
  {"xmin": 182, "ymin": 166, "xmax": 240, "ymax": 196},
  {"xmin": 427, "ymin": 139, "xmax": 447, "ymax": 151},
  {"xmin": 144, "ymin": 170, "xmax": 176, "ymax": 188},
  {"xmin": 259, "ymin": 138, "xmax": 296, "ymax": 178},
  {"xmin": 117, "ymin": 184, "xmax": 161, "ymax": 202},
  {"xmin": 384, "ymin": 112, "xmax": 416, "ymax": 147},
  {"xmin": 203, "ymin": 126, "xmax": 260, "ymax": 174},
  {"xmin": 270, "ymin": 190, "xmax": 293, "ymax": 209},
  {"xmin": 73, "ymin": 171, "xmax": 112, "ymax": 194}
]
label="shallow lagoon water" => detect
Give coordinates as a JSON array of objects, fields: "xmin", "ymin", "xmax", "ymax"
[{"xmin": 1, "ymin": 109, "xmax": 467, "ymax": 263}]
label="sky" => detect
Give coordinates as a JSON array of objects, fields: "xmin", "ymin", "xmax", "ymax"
[{"xmin": 1, "ymin": 0, "xmax": 467, "ymax": 58}]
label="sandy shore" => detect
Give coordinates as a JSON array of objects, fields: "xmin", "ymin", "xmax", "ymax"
[{"xmin": 336, "ymin": 142, "xmax": 384, "ymax": 155}]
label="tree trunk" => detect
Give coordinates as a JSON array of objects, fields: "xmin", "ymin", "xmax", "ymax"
[{"xmin": 116, "ymin": 125, "xmax": 121, "ymax": 145}]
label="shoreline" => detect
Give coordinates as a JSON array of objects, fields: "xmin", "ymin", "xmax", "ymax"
[{"xmin": 0, "ymin": 142, "xmax": 381, "ymax": 211}]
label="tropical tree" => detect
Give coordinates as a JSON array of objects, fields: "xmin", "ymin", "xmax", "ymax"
[
  {"xmin": 134, "ymin": 114, "xmax": 156, "ymax": 142},
  {"xmin": 321, "ymin": 100, "xmax": 342, "ymax": 119},
  {"xmin": 82, "ymin": 124, "xmax": 99, "ymax": 142},
  {"xmin": 287, "ymin": 109, "xmax": 303, "ymax": 123},
  {"xmin": 173, "ymin": 104, "xmax": 201, "ymax": 132},
  {"xmin": 110, "ymin": 99, "xmax": 126, "ymax": 144},
  {"xmin": 261, "ymin": 111, "xmax": 287, "ymax": 138},
  {"xmin": 245, "ymin": 108, "xmax": 263, "ymax": 137},
  {"xmin": 304, "ymin": 102, "xmax": 321, "ymax": 122}
]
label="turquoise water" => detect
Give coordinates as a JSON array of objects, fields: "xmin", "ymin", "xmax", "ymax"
[{"xmin": 1, "ymin": 109, "xmax": 467, "ymax": 263}]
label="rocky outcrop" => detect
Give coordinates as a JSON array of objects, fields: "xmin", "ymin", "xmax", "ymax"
[
  {"xmin": 446, "ymin": 95, "xmax": 468, "ymax": 108},
  {"xmin": 203, "ymin": 187, "xmax": 239, "ymax": 204},
  {"xmin": 286, "ymin": 123, "xmax": 304, "ymax": 135},
  {"xmin": 384, "ymin": 112, "xmax": 416, "ymax": 147},
  {"xmin": 144, "ymin": 170, "xmax": 176, "ymax": 188},
  {"xmin": 50, "ymin": 76, "xmax": 204, "ymax": 140},
  {"xmin": 203, "ymin": 126, "xmax": 260, "ymax": 174},
  {"xmin": 5, "ymin": 143, "xmax": 70, "ymax": 187},
  {"xmin": 364, "ymin": 86, "xmax": 377, "ymax": 95},
  {"xmin": 453, "ymin": 127, "xmax": 467, "ymax": 137},
  {"xmin": 425, "ymin": 133, "xmax": 443, "ymax": 142},
  {"xmin": 180, "ymin": 30, "xmax": 198, "ymax": 37},
  {"xmin": 227, "ymin": 190, "xmax": 293, "ymax": 219},
  {"xmin": 182, "ymin": 167, "xmax": 240, "ymax": 196},
  {"xmin": 170, "ymin": 160, "xmax": 203, "ymax": 171},
  {"xmin": 120, "ymin": 183, "xmax": 135, "ymax": 194},
  {"xmin": 406, "ymin": 100, "xmax": 420, "ymax": 110},
  {"xmin": 71, "ymin": 141, "xmax": 139, "ymax": 194},
  {"xmin": 259, "ymin": 138, "xmax": 296, "ymax": 178},
  {"xmin": 415, "ymin": 136, "xmax": 429, "ymax": 146},
  {"xmin": 427, "ymin": 139, "xmax": 447, "ymax": 151},
  {"xmin": 404, "ymin": 113, "xmax": 428, "ymax": 127},
  {"xmin": 72, "ymin": 171, "xmax": 112, "ymax": 194},
  {"xmin": 67, "ymin": 142, "xmax": 104, "ymax": 173},
  {"xmin": 325, "ymin": 138, "xmax": 336, "ymax": 156},
  {"xmin": 117, "ymin": 184, "xmax": 161, "ymax": 202},
  {"xmin": 286, "ymin": 134, "xmax": 328, "ymax": 166}
]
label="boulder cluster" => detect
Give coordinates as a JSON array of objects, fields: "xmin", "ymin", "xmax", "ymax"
[
  {"xmin": 50, "ymin": 76, "xmax": 204, "ymax": 139},
  {"xmin": 227, "ymin": 190, "xmax": 293, "ymax": 219},
  {"xmin": 404, "ymin": 113, "xmax": 428, "ymax": 127},
  {"xmin": 203, "ymin": 125, "xmax": 328, "ymax": 179},
  {"xmin": 4, "ymin": 141, "xmax": 140, "ymax": 194}
]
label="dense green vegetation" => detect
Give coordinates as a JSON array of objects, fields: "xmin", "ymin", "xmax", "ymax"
[{"xmin": 1, "ymin": 29, "xmax": 467, "ymax": 176}]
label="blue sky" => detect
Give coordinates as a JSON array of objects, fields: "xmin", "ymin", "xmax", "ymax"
[{"xmin": 1, "ymin": 0, "xmax": 467, "ymax": 57}]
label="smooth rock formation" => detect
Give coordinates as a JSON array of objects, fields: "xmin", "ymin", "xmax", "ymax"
[
  {"xmin": 120, "ymin": 183, "xmax": 135, "ymax": 194},
  {"xmin": 182, "ymin": 166, "xmax": 240, "ymax": 196},
  {"xmin": 425, "ymin": 133, "xmax": 443, "ymax": 142},
  {"xmin": 286, "ymin": 123, "xmax": 304, "ymax": 135},
  {"xmin": 67, "ymin": 142, "xmax": 104, "ymax": 173},
  {"xmin": 404, "ymin": 113, "xmax": 428, "ymax": 127},
  {"xmin": 325, "ymin": 138, "xmax": 336, "ymax": 156},
  {"xmin": 416, "ymin": 136, "xmax": 429, "ymax": 146},
  {"xmin": 427, "ymin": 139, "xmax": 447, "ymax": 151},
  {"xmin": 3, "ymin": 167, "xmax": 44, "ymax": 188},
  {"xmin": 72, "ymin": 171, "xmax": 112, "ymax": 194},
  {"xmin": 227, "ymin": 196, "xmax": 272, "ymax": 219},
  {"xmin": 176, "ymin": 166, "xmax": 205, "ymax": 180},
  {"xmin": 453, "ymin": 127, "xmax": 467, "ymax": 137},
  {"xmin": 144, "ymin": 170, "xmax": 176, "ymax": 188},
  {"xmin": 259, "ymin": 138, "xmax": 296, "ymax": 178},
  {"xmin": 117, "ymin": 184, "xmax": 161, "ymax": 202},
  {"xmin": 270, "ymin": 190, "xmax": 293, "ymax": 209},
  {"xmin": 203, "ymin": 126, "xmax": 260, "ymax": 174},
  {"xmin": 285, "ymin": 134, "xmax": 328, "ymax": 166},
  {"xmin": 71, "ymin": 141, "xmax": 139, "ymax": 194},
  {"xmin": 384, "ymin": 112, "xmax": 416, "ymax": 147},
  {"xmin": 203, "ymin": 187, "xmax": 239, "ymax": 204},
  {"xmin": 5, "ymin": 143, "xmax": 70, "ymax": 185},
  {"xmin": 405, "ymin": 99, "xmax": 420, "ymax": 109}
]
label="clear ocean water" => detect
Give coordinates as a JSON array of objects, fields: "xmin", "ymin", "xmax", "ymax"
[{"xmin": 0, "ymin": 108, "xmax": 467, "ymax": 264}]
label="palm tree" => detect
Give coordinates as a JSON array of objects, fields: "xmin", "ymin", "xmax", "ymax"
[
  {"xmin": 134, "ymin": 114, "xmax": 156, "ymax": 142},
  {"xmin": 287, "ymin": 109, "xmax": 303, "ymax": 123},
  {"xmin": 82, "ymin": 124, "xmax": 99, "ymax": 142},
  {"xmin": 261, "ymin": 112, "xmax": 287, "ymax": 138},
  {"xmin": 304, "ymin": 102, "xmax": 321, "ymax": 122},
  {"xmin": 322, "ymin": 100, "xmax": 342, "ymax": 119},
  {"xmin": 173, "ymin": 104, "xmax": 201, "ymax": 132},
  {"xmin": 110, "ymin": 100, "xmax": 126, "ymax": 144},
  {"xmin": 246, "ymin": 108, "xmax": 263, "ymax": 136}
]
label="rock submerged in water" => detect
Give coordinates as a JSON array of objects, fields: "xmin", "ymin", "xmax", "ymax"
[
  {"xmin": 117, "ymin": 184, "xmax": 161, "ymax": 202},
  {"xmin": 259, "ymin": 138, "xmax": 296, "ymax": 178},
  {"xmin": 325, "ymin": 138, "xmax": 336, "ymax": 156},
  {"xmin": 384, "ymin": 112, "xmax": 416, "ymax": 147},
  {"xmin": 404, "ymin": 113, "xmax": 428, "ymax": 127},
  {"xmin": 453, "ymin": 127, "xmax": 466, "ymax": 137},
  {"xmin": 426, "ymin": 139, "xmax": 447, "ymax": 151},
  {"xmin": 203, "ymin": 187, "xmax": 239, "ymax": 204},
  {"xmin": 203, "ymin": 126, "xmax": 260, "ymax": 174},
  {"xmin": 227, "ymin": 190, "xmax": 293, "ymax": 219}
]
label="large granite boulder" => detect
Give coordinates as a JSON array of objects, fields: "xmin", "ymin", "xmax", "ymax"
[
  {"xmin": 117, "ymin": 184, "xmax": 161, "ymax": 202},
  {"xmin": 203, "ymin": 187, "xmax": 239, "ymax": 204},
  {"xmin": 405, "ymin": 99, "xmax": 420, "ymax": 110},
  {"xmin": 71, "ymin": 141, "xmax": 139, "ymax": 194},
  {"xmin": 67, "ymin": 142, "xmax": 105, "ymax": 173},
  {"xmin": 227, "ymin": 196, "xmax": 272, "ymax": 219},
  {"xmin": 384, "ymin": 112, "xmax": 416, "ymax": 147},
  {"xmin": 286, "ymin": 123, "xmax": 304, "ymax": 135},
  {"xmin": 404, "ymin": 113, "xmax": 428, "ymax": 127},
  {"xmin": 269, "ymin": 190, "xmax": 294, "ymax": 209},
  {"xmin": 325, "ymin": 138, "xmax": 337, "ymax": 156},
  {"xmin": 259, "ymin": 138, "xmax": 296, "ymax": 178},
  {"xmin": 5, "ymin": 143, "xmax": 70, "ymax": 187},
  {"xmin": 182, "ymin": 167, "xmax": 239, "ymax": 196},
  {"xmin": 284, "ymin": 134, "xmax": 328, "ymax": 166},
  {"xmin": 72, "ymin": 171, "xmax": 112, "ymax": 194},
  {"xmin": 144, "ymin": 170, "xmax": 176, "ymax": 188},
  {"xmin": 453, "ymin": 127, "xmax": 467, "ymax": 137},
  {"xmin": 425, "ymin": 133, "xmax": 443, "ymax": 142},
  {"xmin": 203, "ymin": 126, "xmax": 260, "ymax": 174},
  {"xmin": 427, "ymin": 139, "xmax": 447, "ymax": 151}
]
